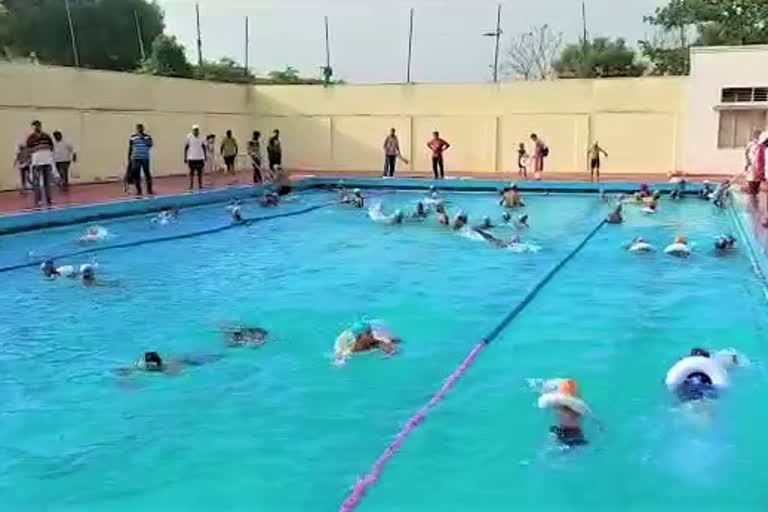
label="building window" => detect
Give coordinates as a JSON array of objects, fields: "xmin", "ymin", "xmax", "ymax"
[
  {"xmin": 722, "ymin": 87, "xmax": 768, "ymax": 103},
  {"xmin": 718, "ymin": 109, "xmax": 767, "ymax": 149}
]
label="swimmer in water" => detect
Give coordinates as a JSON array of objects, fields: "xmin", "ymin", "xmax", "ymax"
[
  {"xmin": 117, "ymin": 351, "xmax": 223, "ymax": 376},
  {"xmin": 642, "ymin": 194, "xmax": 659, "ymax": 213},
  {"xmin": 714, "ymin": 234, "xmax": 736, "ymax": 254},
  {"xmin": 259, "ymin": 191, "xmax": 280, "ymax": 207},
  {"xmin": 672, "ymin": 348, "xmax": 719, "ymax": 403},
  {"xmin": 350, "ymin": 189, "xmax": 365, "ymax": 208},
  {"xmin": 670, "ymin": 179, "xmax": 686, "ymax": 200},
  {"xmin": 606, "ymin": 203, "xmax": 623, "ymax": 224},
  {"xmin": 334, "ymin": 321, "xmax": 399, "ymax": 362},
  {"xmin": 80, "ymin": 263, "xmax": 96, "ymax": 285},
  {"xmin": 515, "ymin": 214, "xmax": 529, "ymax": 229},
  {"xmin": 665, "ymin": 234, "xmax": 690, "ymax": 258},
  {"xmin": 699, "ymin": 180, "xmax": 714, "ymax": 200},
  {"xmin": 411, "ymin": 201, "xmax": 429, "ymax": 219},
  {"xmin": 79, "ymin": 225, "xmax": 108, "ymax": 243},
  {"xmin": 626, "ymin": 236, "xmax": 654, "ymax": 253},
  {"xmin": 635, "ymin": 183, "xmax": 652, "ymax": 201},
  {"xmin": 152, "ymin": 207, "xmax": 179, "ymax": 224},
  {"xmin": 41, "ymin": 259, "xmax": 60, "ymax": 278},
  {"xmin": 539, "ymin": 378, "xmax": 590, "ymax": 448},
  {"xmin": 711, "ymin": 179, "xmax": 730, "ymax": 208},
  {"xmin": 452, "ymin": 211, "xmax": 468, "ymax": 231},
  {"xmin": 475, "ymin": 216, "xmax": 494, "ymax": 230},
  {"xmin": 436, "ymin": 203, "xmax": 450, "ymax": 225},
  {"xmin": 473, "ymin": 228, "xmax": 521, "ymax": 249},
  {"xmin": 224, "ymin": 326, "xmax": 269, "ymax": 347},
  {"xmin": 500, "ymin": 184, "xmax": 525, "ymax": 208},
  {"xmin": 501, "ymin": 211, "xmax": 512, "ymax": 224}
]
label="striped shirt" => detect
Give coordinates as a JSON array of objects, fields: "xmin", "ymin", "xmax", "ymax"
[
  {"xmin": 129, "ymin": 133, "xmax": 153, "ymax": 160},
  {"xmin": 26, "ymin": 131, "xmax": 54, "ymax": 166}
]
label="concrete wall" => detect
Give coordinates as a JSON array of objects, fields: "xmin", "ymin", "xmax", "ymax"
[
  {"xmin": 0, "ymin": 63, "xmax": 688, "ymax": 190},
  {"xmin": 686, "ymin": 45, "xmax": 768, "ymax": 174}
]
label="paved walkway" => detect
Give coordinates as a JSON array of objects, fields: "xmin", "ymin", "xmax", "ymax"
[{"xmin": 0, "ymin": 170, "xmax": 724, "ymax": 215}]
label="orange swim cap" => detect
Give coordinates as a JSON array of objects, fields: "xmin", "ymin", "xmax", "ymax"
[
  {"xmin": 559, "ymin": 378, "xmax": 579, "ymax": 397},
  {"xmin": 675, "ymin": 234, "xmax": 687, "ymax": 244}
]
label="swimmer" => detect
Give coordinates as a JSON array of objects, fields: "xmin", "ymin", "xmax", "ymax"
[
  {"xmin": 230, "ymin": 204, "xmax": 244, "ymax": 223},
  {"xmin": 41, "ymin": 259, "xmax": 95, "ymax": 280},
  {"xmin": 452, "ymin": 211, "xmax": 468, "ymax": 231},
  {"xmin": 667, "ymin": 348, "xmax": 721, "ymax": 403},
  {"xmin": 500, "ymin": 184, "xmax": 525, "ymax": 208},
  {"xmin": 714, "ymin": 234, "xmax": 736, "ymax": 254},
  {"xmin": 670, "ymin": 178, "xmax": 686, "ymax": 200},
  {"xmin": 641, "ymin": 195, "xmax": 658, "ymax": 214},
  {"xmin": 368, "ymin": 203, "xmax": 404, "ymax": 225},
  {"xmin": 80, "ymin": 263, "xmax": 97, "ymax": 285},
  {"xmin": 699, "ymin": 180, "xmax": 714, "ymax": 200},
  {"xmin": 538, "ymin": 378, "xmax": 591, "ymax": 448},
  {"xmin": 224, "ymin": 326, "xmax": 269, "ymax": 347},
  {"xmin": 152, "ymin": 207, "xmax": 179, "ymax": 225},
  {"xmin": 118, "ymin": 351, "xmax": 223, "ymax": 376},
  {"xmin": 636, "ymin": 183, "xmax": 652, "ymax": 200},
  {"xmin": 606, "ymin": 203, "xmax": 623, "ymax": 224},
  {"xmin": 501, "ymin": 211, "xmax": 512, "ymax": 224},
  {"xmin": 436, "ymin": 203, "xmax": 450, "ymax": 225},
  {"xmin": 41, "ymin": 259, "xmax": 61, "ymax": 278},
  {"xmin": 626, "ymin": 236, "xmax": 655, "ymax": 253},
  {"xmin": 475, "ymin": 216, "xmax": 494, "ymax": 230},
  {"xmin": 411, "ymin": 201, "xmax": 429, "ymax": 219},
  {"xmin": 334, "ymin": 321, "xmax": 399, "ymax": 362},
  {"xmin": 515, "ymin": 214, "xmax": 529, "ymax": 229},
  {"xmin": 423, "ymin": 187, "xmax": 444, "ymax": 206},
  {"xmin": 664, "ymin": 234, "xmax": 690, "ymax": 258},
  {"xmin": 338, "ymin": 183, "xmax": 349, "ymax": 203},
  {"xmin": 350, "ymin": 189, "xmax": 365, "ymax": 208},
  {"xmin": 711, "ymin": 179, "xmax": 730, "ymax": 208},
  {"xmin": 78, "ymin": 225, "xmax": 109, "ymax": 243},
  {"xmin": 259, "ymin": 191, "xmax": 280, "ymax": 207}
]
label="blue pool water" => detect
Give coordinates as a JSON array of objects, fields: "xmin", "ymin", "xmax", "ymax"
[{"xmin": 1, "ymin": 188, "xmax": 767, "ymax": 511}]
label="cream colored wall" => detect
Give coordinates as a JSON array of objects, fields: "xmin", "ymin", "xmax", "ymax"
[{"xmin": 0, "ymin": 63, "xmax": 688, "ymax": 190}]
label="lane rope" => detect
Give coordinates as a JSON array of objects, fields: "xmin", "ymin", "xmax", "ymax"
[{"xmin": 339, "ymin": 218, "xmax": 607, "ymax": 511}]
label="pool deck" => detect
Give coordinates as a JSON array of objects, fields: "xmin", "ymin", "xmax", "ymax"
[{"xmin": 0, "ymin": 169, "xmax": 728, "ymax": 215}]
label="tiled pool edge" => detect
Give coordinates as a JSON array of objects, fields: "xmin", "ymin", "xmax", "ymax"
[{"xmin": 0, "ymin": 178, "xmax": 703, "ymax": 236}]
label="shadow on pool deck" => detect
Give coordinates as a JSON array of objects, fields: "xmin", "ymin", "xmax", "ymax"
[{"xmin": 0, "ymin": 169, "xmax": 731, "ymax": 216}]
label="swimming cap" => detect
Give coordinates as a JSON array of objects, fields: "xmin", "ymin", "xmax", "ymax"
[
  {"xmin": 690, "ymin": 347, "xmax": 711, "ymax": 358},
  {"xmin": 675, "ymin": 234, "xmax": 687, "ymax": 244},
  {"xmin": 559, "ymin": 379, "xmax": 579, "ymax": 397},
  {"xmin": 350, "ymin": 320, "xmax": 372, "ymax": 338}
]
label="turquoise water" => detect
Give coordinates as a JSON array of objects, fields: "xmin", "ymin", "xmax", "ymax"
[{"xmin": 1, "ymin": 190, "xmax": 766, "ymax": 511}]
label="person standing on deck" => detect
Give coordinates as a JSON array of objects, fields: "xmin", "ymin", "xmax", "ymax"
[
  {"xmin": 531, "ymin": 133, "xmax": 548, "ymax": 181},
  {"xmin": 427, "ymin": 131, "xmax": 450, "ymax": 179},
  {"xmin": 14, "ymin": 138, "xmax": 32, "ymax": 194},
  {"xmin": 128, "ymin": 123, "xmax": 154, "ymax": 196},
  {"xmin": 220, "ymin": 130, "xmax": 239, "ymax": 176},
  {"xmin": 745, "ymin": 130, "xmax": 763, "ymax": 195},
  {"xmin": 268, "ymin": 129, "xmax": 283, "ymax": 173},
  {"xmin": 383, "ymin": 128, "xmax": 401, "ymax": 177},
  {"xmin": 204, "ymin": 134, "xmax": 217, "ymax": 175},
  {"xmin": 184, "ymin": 125, "xmax": 207, "ymax": 191},
  {"xmin": 26, "ymin": 120, "xmax": 55, "ymax": 207},
  {"xmin": 587, "ymin": 142, "xmax": 608, "ymax": 183},
  {"xmin": 248, "ymin": 131, "xmax": 264, "ymax": 184},
  {"xmin": 53, "ymin": 130, "xmax": 76, "ymax": 191}
]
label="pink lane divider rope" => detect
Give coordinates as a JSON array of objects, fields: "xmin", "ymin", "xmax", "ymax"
[{"xmin": 339, "ymin": 341, "xmax": 487, "ymax": 512}]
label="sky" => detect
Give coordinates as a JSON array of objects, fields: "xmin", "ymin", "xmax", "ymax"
[{"xmin": 158, "ymin": 0, "xmax": 667, "ymax": 83}]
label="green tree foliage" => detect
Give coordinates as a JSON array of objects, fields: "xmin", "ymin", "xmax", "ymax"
[
  {"xmin": 641, "ymin": 0, "xmax": 768, "ymax": 76},
  {"xmin": 2, "ymin": 0, "xmax": 163, "ymax": 70},
  {"xmin": 555, "ymin": 38, "xmax": 647, "ymax": 78},
  {"xmin": 195, "ymin": 57, "xmax": 253, "ymax": 83},
  {"xmin": 140, "ymin": 34, "xmax": 192, "ymax": 78}
]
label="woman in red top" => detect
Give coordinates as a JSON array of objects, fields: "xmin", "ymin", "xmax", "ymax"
[{"xmin": 427, "ymin": 131, "xmax": 450, "ymax": 179}]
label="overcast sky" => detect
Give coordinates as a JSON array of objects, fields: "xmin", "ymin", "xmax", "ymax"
[{"xmin": 158, "ymin": 0, "xmax": 666, "ymax": 83}]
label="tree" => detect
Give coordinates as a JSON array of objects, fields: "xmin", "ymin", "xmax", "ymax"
[
  {"xmin": 140, "ymin": 34, "xmax": 192, "ymax": 78},
  {"xmin": 555, "ymin": 37, "xmax": 647, "ymax": 78},
  {"xmin": 501, "ymin": 25, "xmax": 562, "ymax": 81},
  {"xmin": 2, "ymin": 0, "xmax": 163, "ymax": 70},
  {"xmin": 195, "ymin": 58, "xmax": 254, "ymax": 83},
  {"xmin": 267, "ymin": 66, "xmax": 302, "ymax": 84},
  {"xmin": 640, "ymin": 0, "xmax": 768, "ymax": 75}
]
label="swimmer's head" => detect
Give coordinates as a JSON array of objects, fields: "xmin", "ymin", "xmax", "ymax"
[
  {"xmin": 143, "ymin": 351, "xmax": 164, "ymax": 371},
  {"xmin": 690, "ymin": 347, "xmax": 711, "ymax": 358},
  {"xmin": 502, "ymin": 211, "xmax": 511, "ymax": 223},
  {"xmin": 511, "ymin": 184, "xmax": 518, "ymax": 191},
  {"xmin": 80, "ymin": 264, "xmax": 95, "ymax": 281},
  {"xmin": 436, "ymin": 203, "xmax": 446, "ymax": 214},
  {"xmin": 350, "ymin": 320, "xmax": 372, "ymax": 339},
  {"xmin": 675, "ymin": 234, "xmax": 688, "ymax": 244},
  {"xmin": 353, "ymin": 189, "xmax": 362, "ymax": 197},
  {"xmin": 559, "ymin": 378, "xmax": 579, "ymax": 397},
  {"xmin": 41, "ymin": 259, "xmax": 56, "ymax": 277},
  {"xmin": 416, "ymin": 202, "xmax": 425, "ymax": 214},
  {"xmin": 653, "ymin": 190, "xmax": 661, "ymax": 199},
  {"xmin": 393, "ymin": 210, "xmax": 404, "ymax": 223},
  {"xmin": 481, "ymin": 216, "xmax": 492, "ymax": 228}
]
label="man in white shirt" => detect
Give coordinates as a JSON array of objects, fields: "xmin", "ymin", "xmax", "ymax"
[
  {"xmin": 53, "ymin": 130, "xmax": 77, "ymax": 191},
  {"xmin": 184, "ymin": 125, "xmax": 207, "ymax": 190}
]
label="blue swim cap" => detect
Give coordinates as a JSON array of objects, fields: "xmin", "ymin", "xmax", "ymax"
[{"xmin": 350, "ymin": 320, "xmax": 372, "ymax": 338}]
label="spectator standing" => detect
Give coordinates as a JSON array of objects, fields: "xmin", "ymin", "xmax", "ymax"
[
  {"xmin": 26, "ymin": 120, "xmax": 55, "ymax": 207},
  {"xmin": 427, "ymin": 131, "xmax": 450, "ymax": 179},
  {"xmin": 268, "ymin": 129, "xmax": 282, "ymax": 172},
  {"xmin": 530, "ymin": 133, "xmax": 549, "ymax": 180},
  {"xmin": 383, "ymin": 128, "xmax": 401, "ymax": 177},
  {"xmin": 587, "ymin": 141, "xmax": 608, "ymax": 183},
  {"xmin": 128, "ymin": 123, "xmax": 154, "ymax": 196},
  {"xmin": 205, "ymin": 134, "xmax": 217, "ymax": 174},
  {"xmin": 248, "ymin": 131, "xmax": 264, "ymax": 184},
  {"xmin": 52, "ymin": 130, "xmax": 76, "ymax": 191},
  {"xmin": 220, "ymin": 130, "xmax": 239, "ymax": 175},
  {"xmin": 14, "ymin": 139, "xmax": 31, "ymax": 194},
  {"xmin": 184, "ymin": 125, "xmax": 207, "ymax": 190},
  {"xmin": 745, "ymin": 130, "xmax": 763, "ymax": 195}
]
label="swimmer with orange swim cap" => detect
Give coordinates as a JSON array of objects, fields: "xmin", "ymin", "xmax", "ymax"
[{"xmin": 538, "ymin": 378, "xmax": 591, "ymax": 447}]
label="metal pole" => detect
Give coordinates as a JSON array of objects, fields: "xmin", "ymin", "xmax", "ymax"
[
  {"xmin": 64, "ymin": 0, "xmax": 80, "ymax": 67},
  {"xmin": 581, "ymin": 1, "xmax": 588, "ymax": 47},
  {"xmin": 195, "ymin": 2, "xmax": 203, "ymax": 66},
  {"xmin": 406, "ymin": 8, "xmax": 414, "ymax": 83},
  {"xmin": 134, "ymin": 9, "xmax": 146, "ymax": 61},
  {"xmin": 244, "ymin": 16, "xmax": 249, "ymax": 76},
  {"xmin": 492, "ymin": 3, "xmax": 501, "ymax": 83},
  {"xmin": 324, "ymin": 16, "xmax": 331, "ymax": 70}
]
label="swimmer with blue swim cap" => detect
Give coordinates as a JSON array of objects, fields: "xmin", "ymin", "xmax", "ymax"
[{"xmin": 334, "ymin": 320, "xmax": 399, "ymax": 361}]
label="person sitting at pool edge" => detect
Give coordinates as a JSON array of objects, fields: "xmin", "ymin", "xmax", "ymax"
[
  {"xmin": 606, "ymin": 203, "xmax": 623, "ymax": 224},
  {"xmin": 500, "ymin": 185, "xmax": 524, "ymax": 208}
]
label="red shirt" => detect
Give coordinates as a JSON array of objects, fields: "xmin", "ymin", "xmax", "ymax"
[
  {"xmin": 26, "ymin": 131, "xmax": 54, "ymax": 154},
  {"xmin": 428, "ymin": 138, "xmax": 449, "ymax": 157},
  {"xmin": 756, "ymin": 144, "xmax": 767, "ymax": 182}
]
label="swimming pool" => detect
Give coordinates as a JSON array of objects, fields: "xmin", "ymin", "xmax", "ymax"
[{"xmin": 1, "ymin": 183, "xmax": 767, "ymax": 511}]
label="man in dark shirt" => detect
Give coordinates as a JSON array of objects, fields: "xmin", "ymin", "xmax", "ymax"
[
  {"xmin": 268, "ymin": 129, "xmax": 282, "ymax": 172},
  {"xmin": 427, "ymin": 131, "xmax": 450, "ymax": 179},
  {"xmin": 26, "ymin": 120, "xmax": 55, "ymax": 207},
  {"xmin": 128, "ymin": 124, "xmax": 154, "ymax": 196}
]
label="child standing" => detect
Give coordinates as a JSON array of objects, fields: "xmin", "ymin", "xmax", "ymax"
[{"xmin": 517, "ymin": 143, "xmax": 529, "ymax": 178}]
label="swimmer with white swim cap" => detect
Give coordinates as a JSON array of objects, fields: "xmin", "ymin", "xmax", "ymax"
[
  {"xmin": 606, "ymin": 203, "xmax": 623, "ymax": 224},
  {"xmin": 664, "ymin": 234, "xmax": 690, "ymax": 257},
  {"xmin": 80, "ymin": 263, "xmax": 97, "ymax": 285},
  {"xmin": 538, "ymin": 378, "xmax": 590, "ymax": 447},
  {"xmin": 714, "ymin": 234, "xmax": 736, "ymax": 254},
  {"xmin": 334, "ymin": 320, "xmax": 399, "ymax": 362},
  {"xmin": 41, "ymin": 259, "xmax": 60, "ymax": 278}
]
